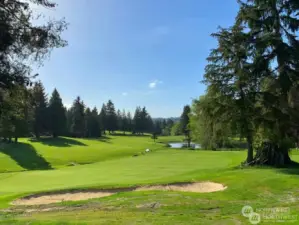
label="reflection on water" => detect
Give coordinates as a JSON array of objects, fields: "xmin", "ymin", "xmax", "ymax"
[{"xmin": 168, "ymin": 142, "xmax": 201, "ymax": 149}]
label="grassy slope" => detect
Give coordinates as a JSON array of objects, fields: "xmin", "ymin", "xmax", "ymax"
[
  {"xmin": 1, "ymin": 137, "xmax": 299, "ymax": 224},
  {"xmin": 0, "ymin": 135, "xmax": 177, "ymax": 173}
]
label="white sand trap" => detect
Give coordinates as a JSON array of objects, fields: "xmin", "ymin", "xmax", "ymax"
[
  {"xmin": 12, "ymin": 182, "xmax": 227, "ymax": 206},
  {"xmin": 136, "ymin": 182, "xmax": 227, "ymax": 193},
  {"xmin": 13, "ymin": 192, "xmax": 115, "ymax": 206}
]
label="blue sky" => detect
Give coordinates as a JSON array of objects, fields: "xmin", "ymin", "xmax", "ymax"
[{"xmin": 34, "ymin": 0, "xmax": 239, "ymax": 117}]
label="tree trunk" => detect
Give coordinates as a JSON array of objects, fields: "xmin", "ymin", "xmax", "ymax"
[
  {"xmin": 252, "ymin": 142, "xmax": 291, "ymax": 167},
  {"xmin": 14, "ymin": 137, "xmax": 18, "ymax": 143},
  {"xmin": 186, "ymin": 135, "xmax": 191, "ymax": 148},
  {"xmin": 246, "ymin": 134, "xmax": 253, "ymax": 164}
]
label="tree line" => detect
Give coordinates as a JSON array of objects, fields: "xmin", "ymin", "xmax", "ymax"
[
  {"xmin": 0, "ymin": 78, "xmax": 193, "ymax": 143},
  {"xmin": 0, "ymin": 81, "xmax": 161, "ymax": 142}
]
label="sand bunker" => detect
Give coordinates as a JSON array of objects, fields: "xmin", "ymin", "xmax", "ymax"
[
  {"xmin": 12, "ymin": 192, "xmax": 115, "ymax": 206},
  {"xmin": 12, "ymin": 182, "xmax": 227, "ymax": 206},
  {"xmin": 137, "ymin": 181, "xmax": 227, "ymax": 193}
]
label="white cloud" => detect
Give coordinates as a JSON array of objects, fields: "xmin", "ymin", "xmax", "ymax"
[
  {"xmin": 149, "ymin": 80, "xmax": 163, "ymax": 89},
  {"xmin": 122, "ymin": 92, "xmax": 128, "ymax": 96},
  {"xmin": 149, "ymin": 82, "xmax": 157, "ymax": 89}
]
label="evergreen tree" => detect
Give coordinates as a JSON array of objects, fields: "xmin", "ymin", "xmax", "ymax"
[
  {"xmin": 0, "ymin": 1, "xmax": 67, "ymax": 94},
  {"xmin": 180, "ymin": 105, "xmax": 191, "ymax": 147},
  {"xmin": 0, "ymin": 86, "xmax": 31, "ymax": 142},
  {"xmin": 99, "ymin": 104, "xmax": 107, "ymax": 134},
  {"xmin": 66, "ymin": 108, "xmax": 73, "ymax": 136},
  {"xmin": 127, "ymin": 112, "xmax": 133, "ymax": 133},
  {"xmin": 197, "ymin": 0, "xmax": 299, "ymax": 166},
  {"xmin": 238, "ymin": 0, "xmax": 299, "ymax": 166},
  {"xmin": 91, "ymin": 107, "xmax": 101, "ymax": 137},
  {"xmin": 203, "ymin": 25, "xmax": 257, "ymax": 161},
  {"xmin": 31, "ymin": 81, "xmax": 48, "ymax": 138},
  {"xmin": 84, "ymin": 107, "xmax": 93, "ymax": 137},
  {"xmin": 116, "ymin": 109, "xmax": 122, "ymax": 132},
  {"xmin": 48, "ymin": 88, "xmax": 66, "ymax": 138},
  {"xmin": 84, "ymin": 107, "xmax": 101, "ymax": 138},
  {"xmin": 140, "ymin": 107, "xmax": 148, "ymax": 134},
  {"xmin": 121, "ymin": 110, "xmax": 128, "ymax": 134},
  {"xmin": 145, "ymin": 113, "xmax": 154, "ymax": 134},
  {"xmin": 133, "ymin": 107, "xmax": 142, "ymax": 134},
  {"xmin": 133, "ymin": 107, "xmax": 153, "ymax": 134},
  {"xmin": 70, "ymin": 96, "xmax": 85, "ymax": 137},
  {"xmin": 106, "ymin": 100, "xmax": 117, "ymax": 134}
]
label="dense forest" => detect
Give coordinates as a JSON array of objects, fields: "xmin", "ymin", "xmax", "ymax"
[{"xmin": 0, "ymin": 81, "xmax": 191, "ymax": 141}]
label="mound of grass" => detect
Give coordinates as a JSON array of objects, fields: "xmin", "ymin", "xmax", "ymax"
[{"xmin": 0, "ymin": 135, "xmax": 165, "ymax": 173}]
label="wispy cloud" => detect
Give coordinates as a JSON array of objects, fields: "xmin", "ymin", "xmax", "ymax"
[
  {"xmin": 122, "ymin": 92, "xmax": 128, "ymax": 96},
  {"xmin": 149, "ymin": 80, "xmax": 163, "ymax": 89}
]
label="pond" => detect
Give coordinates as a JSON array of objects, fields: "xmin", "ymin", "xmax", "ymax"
[{"xmin": 168, "ymin": 142, "xmax": 201, "ymax": 149}]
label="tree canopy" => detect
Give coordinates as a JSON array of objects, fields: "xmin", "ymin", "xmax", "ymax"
[
  {"xmin": 191, "ymin": 0, "xmax": 299, "ymax": 166},
  {"xmin": 0, "ymin": 0, "xmax": 67, "ymax": 91}
]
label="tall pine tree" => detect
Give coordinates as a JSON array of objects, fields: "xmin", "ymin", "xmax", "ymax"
[
  {"xmin": 0, "ymin": 86, "xmax": 31, "ymax": 142},
  {"xmin": 84, "ymin": 107, "xmax": 93, "ymax": 137},
  {"xmin": 133, "ymin": 107, "xmax": 142, "ymax": 134},
  {"xmin": 106, "ymin": 100, "xmax": 117, "ymax": 134},
  {"xmin": 31, "ymin": 81, "xmax": 48, "ymax": 138},
  {"xmin": 70, "ymin": 96, "xmax": 85, "ymax": 137},
  {"xmin": 99, "ymin": 104, "xmax": 107, "ymax": 134},
  {"xmin": 48, "ymin": 88, "xmax": 66, "ymax": 138},
  {"xmin": 180, "ymin": 105, "xmax": 191, "ymax": 147},
  {"xmin": 116, "ymin": 109, "xmax": 122, "ymax": 132},
  {"xmin": 121, "ymin": 110, "xmax": 128, "ymax": 134},
  {"xmin": 236, "ymin": 0, "xmax": 299, "ymax": 165},
  {"xmin": 91, "ymin": 107, "xmax": 101, "ymax": 137},
  {"xmin": 127, "ymin": 111, "xmax": 133, "ymax": 133}
]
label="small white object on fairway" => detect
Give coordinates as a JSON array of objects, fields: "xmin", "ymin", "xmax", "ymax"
[
  {"xmin": 12, "ymin": 182, "xmax": 227, "ymax": 206},
  {"xmin": 145, "ymin": 149, "xmax": 150, "ymax": 152}
]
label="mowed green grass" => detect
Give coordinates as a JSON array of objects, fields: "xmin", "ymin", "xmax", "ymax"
[
  {"xmin": 0, "ymin": 135, "xmax": 178, "ymax": 173},
  {"xmin": 1, "ymin": 136, "xmax": 299, "ymax": 224}
]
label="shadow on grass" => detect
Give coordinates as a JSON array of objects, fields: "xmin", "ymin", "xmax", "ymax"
[
  {"xmin": 29, "ymin": 137, "xmax": 87, "ymax": 147},
  {"xmin": 236, "ymin": 160, "xmax": 299, "ymax": 175},
  {"xmin": 0, "ymin": 143, "xmax": 52, "ymax": 170},
  {"xmin": 93, "ymin": 136, "xmax": 111, "ymax": 143},
  {"xmin": 277, "ymin": 161, "xmax": 299, "ymax": 175},
  {"xmin": 109, "ymin": 133, "xmax": 151, "ymax": 137}
]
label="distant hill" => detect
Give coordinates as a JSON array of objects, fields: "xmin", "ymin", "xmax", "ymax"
[{"xmin": 153, "ymin": 117, "xmax": 180, "ymax": 122}]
